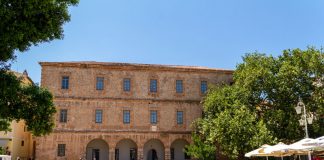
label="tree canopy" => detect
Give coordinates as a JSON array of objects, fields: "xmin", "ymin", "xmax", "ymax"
[
  {"xmin": 0, "ymin": 70, "xmax": 56, "ymax": 136},
  {"xmin": 0, "ymin": 0, "xmax": 78, "ymax": 136},
  {"xmin": 0, "ymin": 0, "xmax": 78, "ymax": 62},
  {"xmin": 187, "ymin": 48, "xmax": 324, "ymax": 160}
]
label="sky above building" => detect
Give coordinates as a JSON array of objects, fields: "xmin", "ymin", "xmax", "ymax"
[{"xmin": 11, "ymin": 0, "xmax": 324, "ymax": 83}]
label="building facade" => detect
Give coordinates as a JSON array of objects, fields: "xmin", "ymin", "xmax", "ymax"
[
  {"xmin": 0, "ymin": 120, "xmax": 35, "ymax": 160},
  {"xmin": 36, "ymin": 62, "xmax": 233, "ymax": 160}
]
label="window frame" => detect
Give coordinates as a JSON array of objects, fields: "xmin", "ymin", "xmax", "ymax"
[
  {"xmin": 177, "ymin": 111, "xmax": 183, "ymax": 124},
  {"xmin": 95, "ymin": 109, "xmax": 103, "ymax": 123},
  {"xmin": 200, "ymin": 81, "xmax": 208, "ymax": 94},
  {"xmin": 96, "ymin": 77, "xmax": 104, "ymax": 90},
  {"xmin": 61, "ymin": 76, "xmax": 69, "ymax": 89},
  {"xmin": 123, "ymin": 78, "xmax": 131, "ymax": 92},
  {"xmin": 150, "ymin": 110, "xmax": 157, "ymax": 124},
  {"xmin": 59, "ymin": 109, "xmax": 67, "ymax": 123},
  {"xmin": 176, "ymin": 80, "xmax": 183, "ymax": 93},
  {"xmin": 150, "ymin": 79, "xmax": 158, "ymax": 93},
  {"xmin": 123, "ymin": 110, "xmax": 130, "ymax": 124},
  {"xmin": 57, "ymin": 144, "xmax": 66, "ymax": 157}
]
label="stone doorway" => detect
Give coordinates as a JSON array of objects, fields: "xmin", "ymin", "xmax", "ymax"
[
  {"xmin": 144, "ymin": 139, "xmax": 164, "ymax": 160},
  {"xmin": 86, "ymin": 139, "xmax": 109, "ymax": 160},
  {"xmin": 92, "ymin": 149, "xmax": 100, "ymax": 160},
  {"xmin": 115, "ymin": 139, "xmax": 137, "ymax": 160},
  {"xmin": 170, "ymin": 139, "xmax": 190, "ymax": 160},
  {"xmin": 147, "ymin": 149, "xmax": 158, "ymax": 160}
]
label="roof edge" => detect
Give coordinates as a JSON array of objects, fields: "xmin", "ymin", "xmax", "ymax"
[{"xmin": 39, "ymin": 61, "xmax": 234, "ymax": 73}]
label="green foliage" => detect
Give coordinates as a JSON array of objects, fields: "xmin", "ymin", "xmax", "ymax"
[
  {"xmin": 186, "ymin": 131, "xmax": 216, "ymax": 160},
  {"xmin": 187, "ymin": 47, "xmax": 324, "ymax": 159},
  {"xmin": 0, "ymin": 0, "xmax": 78, "ymax": 62},
  {"xmin": 0, "ymin": 0, "xmax": 78, "ymax": 136},
  {"xmin": 0, "ymin": 70, "xmax": 56, "ymax": 136},
  {"xmin": 203, "ymin": 85, "xmax": 249, "ymax": 118},
  {"xmin": 20, "ymin": 84, "xmax": 56, "ymax": 136},
  {"xmin": 0, "ymin": 147, "xmax": 5, "ymax": 155},
  {"xmin": 209, "ymin": 106, "xmax": 275, "ymax": 159},
  {"xmin": 0, "ymin": 70, "xmax": 22, "ymax": 131},
  {"xmin": 235, "ymin": 48, "xmax": 324, "ymax": 140},
  {"xmin": 189, "ymin": 85, "xmax": 275, "ymax": 160}
]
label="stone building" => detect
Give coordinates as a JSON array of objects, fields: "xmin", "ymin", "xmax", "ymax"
[{"xmin": 36, "ymin": 62, "xmax": 233, "ymax": 160}]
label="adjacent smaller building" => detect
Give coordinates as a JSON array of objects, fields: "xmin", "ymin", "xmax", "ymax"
[{"xmin": 0, "ymin": 71, "xmax": 36, "ymax": 160}]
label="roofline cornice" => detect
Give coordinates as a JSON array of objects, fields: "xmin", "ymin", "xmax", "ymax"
[{"xmin": 39, "ymin": 61, "xmax": 234, "ymax": 74}]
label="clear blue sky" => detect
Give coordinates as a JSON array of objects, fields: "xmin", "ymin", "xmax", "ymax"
[{"xmin": 11, "ymin": 0, "xmax": 324, "ymax": 83}]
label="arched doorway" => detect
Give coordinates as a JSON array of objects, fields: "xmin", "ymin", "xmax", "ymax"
[
  {"xmin": 144, "ymin": 139, "xmax": 164, "ymax": 160},
  {"xmin": 86, "ymin": 139, "xmax": 109, "ymax": 160},
  {"xmin": 115, "ymin": 139, "xmax": 137, "ymax": 160},
  {"xmin": 170, "ymin": 139, "xmax": 190, "ymax": 160},
  {"xmin": 147, "ymin": 149, "xmax": 158, "ymax": 160}
]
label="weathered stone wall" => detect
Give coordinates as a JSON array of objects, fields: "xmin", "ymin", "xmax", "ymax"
[
  {"xmin": 36, "ymin": 62, "xmax": 233, "ymax": 160},
  {"xmin": 54, "ymin": 99, "xmax": 200, "ymax": 132},
  {"xmin": 35, "ymin": 132, "xmax": 191, "ymax": 160},
  {"xmin": 40, "ymin": 63, "xmax": 232, "ymax": 101}
]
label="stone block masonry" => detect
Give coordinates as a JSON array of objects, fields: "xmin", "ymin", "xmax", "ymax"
[{"xmin": 36, "ymin": 61, "xmax": 233, "ymax": 160}]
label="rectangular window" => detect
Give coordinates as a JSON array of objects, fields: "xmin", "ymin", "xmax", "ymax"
[
  {"xmin": 201, "ymin": 81, "xmax": 207, "ymax": 94},
  {"xmin": 150, "ymin": 110, "xmax": 157, "ymax": 124},
  {"xmin": 21, "ymin": 140, "xmax": 24, "ymax": 146},
  {"xmin": 57, "ymin": 144, "xmax": 65, "ymax": 157},
  {"xmin": 123, "ymin": 78, "xmax": 131, "ymax": 92},
  {"xmin": 61, "ymin": 76, "xmax": 69, "ymax": 89},
  {"xmin": 60, "ymin": 109, "xmax": 67, "ymax": 123},
  {"xmin": 95, "ymin": 110, "xmax": 102, "ymax": 123},
  {"xmin": 150, "ymin": 79, "xmax": 157, "ymax": 93},
  {"xmin": 123, "ymin": 110, "xmax": 130, "ymax": 124},
  {"xmin": 96, "ymin": 77, "xmax": 104, "ymax": 90},
  {"xmin": 176, "ymin": 80, "xmax": 183, "ymax": 93},
  {"xmin": 177, "ymin": 111, "xmax": 183, "ymax": 124}
]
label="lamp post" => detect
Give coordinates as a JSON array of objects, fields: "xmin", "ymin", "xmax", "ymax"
[{"xmin": 295, "ymin": 98, "xmax": 313, "ymax": 160}]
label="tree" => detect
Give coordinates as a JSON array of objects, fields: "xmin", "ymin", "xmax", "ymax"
[
  {"xmin": 187, "ymin": 47, "xmax": 324, "ymax": 159},
  {"xmin": 0, "ymin": 70, "xmax": 56, "ymax": 136},
  {"xmin": 187, "ymin": 85, "xmax": 275, "ymax": 160},
  {"xmin": 0, "ymin": 0, "xmax": 78, "ymax": 135},
  {"xmin": 0, "ymin": 0, "xmax": 78, "ymax": 62},
  {"xmin": 234, "ymin": 48, "xmax": 324, "ymax": 140},
  {"xmin": 208, "ymin": 106, "xmax": 274, "ymax": 160},
  {"xmin": 186, "ymin": 119, "xmax": 217, "ymax": 160}
]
